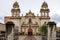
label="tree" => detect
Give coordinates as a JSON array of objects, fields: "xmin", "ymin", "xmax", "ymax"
[{"xmin": 38, "ymin": 22, "xmax": 47, "ymax": 35}]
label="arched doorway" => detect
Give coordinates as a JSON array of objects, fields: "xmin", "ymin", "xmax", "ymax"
[{"xmin": 28, "ymin": 29, "xmax": 33, "ymax": 35}]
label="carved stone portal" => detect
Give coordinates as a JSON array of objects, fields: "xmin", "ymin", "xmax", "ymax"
[{"xmin": 28, "ymin": 29, "xmax": 33, "ymax": 35}]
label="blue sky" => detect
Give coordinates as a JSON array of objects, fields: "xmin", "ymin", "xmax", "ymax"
[{"xmin": 0, "ymin": 0, "xmax": 60, "ymax": 26}]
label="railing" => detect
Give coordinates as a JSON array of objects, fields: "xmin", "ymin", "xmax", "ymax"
[
  {"xmin": 0, "ymin": 33, "xmax": 6, "ymax": 40},
  {"xmin": 0, "ymin": 37, "xmax": 6, "ymax": 40}
]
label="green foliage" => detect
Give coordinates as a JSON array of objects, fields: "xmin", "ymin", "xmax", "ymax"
[{"xmin": 38, "ymin": 22, "xmax": 47, "ymax": 35}]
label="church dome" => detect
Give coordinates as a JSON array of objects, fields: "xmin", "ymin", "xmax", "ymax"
[
  {"xmin": 13, "ymin": 1, "xmax": 19, "ymax": 8},
  {"xmin": 41, "ymin": 1, "xmax": 48, "ymax": 8}
]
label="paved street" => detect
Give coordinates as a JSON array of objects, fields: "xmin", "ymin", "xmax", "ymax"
[{"xmin": 24, "ymin": 36, "xmax": 36, "ymax": 40}]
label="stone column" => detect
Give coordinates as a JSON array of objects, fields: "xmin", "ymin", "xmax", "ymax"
[
  {"xmin": 47, "ymin": 25, "xmax": 51, "ymax": 40},
  {"xmin": 35, "ymin": 27, "xmax": 36, "ymax": 35},
  {"xmin": 7, "ymin": 26, "xmax": 14, "ymax": 40},
  {"xmin": 24, "ymin": 28, "xmax": 26, "ymax": 33},
  {"xmin": 52, "ymin": 25, "xmax": 56, "ymax": 40},
  {"xmin": 47, "ymin": 22, "xmax": 56, "ymax": 40}
]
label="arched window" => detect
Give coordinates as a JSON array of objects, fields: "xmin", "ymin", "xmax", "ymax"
[{"xmin": 29, "ymin": 18, "xmax": 32, "ymax": 23}]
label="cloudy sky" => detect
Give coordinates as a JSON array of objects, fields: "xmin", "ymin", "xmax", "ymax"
[{"xmin": 0, "ymin": 0, "xmax": 60, "ymax": 26}]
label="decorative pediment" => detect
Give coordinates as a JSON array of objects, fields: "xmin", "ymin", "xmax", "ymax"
[
  {"xmin": 25, "ymin": 10, "xmax": 35, "ymax": 17},
  {"xmin": 21, "ymin": 22, "xmax": 39, "ymax": 27}
]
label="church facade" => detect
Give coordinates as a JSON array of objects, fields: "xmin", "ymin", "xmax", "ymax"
[{"xmin": 5, "ymin": 1, "xmax": 50, "ymax": 35}]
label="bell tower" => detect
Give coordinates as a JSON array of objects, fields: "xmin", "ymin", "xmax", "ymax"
[
  {"xmin": 11, "ymin": 1, "xmax": 21, "ymax": 17},
  {"xmin": 40, "ymin": 2, "xmax": 50, "ymax": 17}
]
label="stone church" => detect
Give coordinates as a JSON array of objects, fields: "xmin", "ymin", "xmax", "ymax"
[
  {"xmin": 5, "ymin": 1, "xmax": 50, "ymax": 35},
  {"xmin": 0, "ymin": 1, "xmax": 60, "ymax": 40}
]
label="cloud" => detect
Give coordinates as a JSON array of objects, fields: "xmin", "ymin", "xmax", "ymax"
[
  {"xmin": 51, "ymin": 14, "xmax": 60, "ymax": 26},
  {"xmin": 0, "ymin": 17, "xmax": 3, "ymax": 20},
  {"xmin": 0, "ymin": 16, "xmax": 4, "ymax": 23},
  {"xmin": 51, "ymin": 14, "xmax": 60, "ymax": 23}
]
